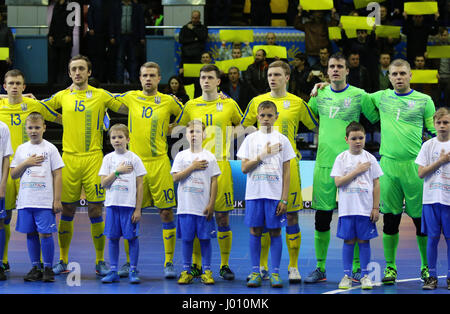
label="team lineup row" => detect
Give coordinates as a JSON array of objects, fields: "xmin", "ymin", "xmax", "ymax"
[{"xmin": 0, "ymin": 53, "xmax": 448, "ymax": 291}]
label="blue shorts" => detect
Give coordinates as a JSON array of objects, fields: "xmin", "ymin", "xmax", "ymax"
[
  {"xmin": 422, "ymin": 203, "xmax": 450, "ymax": 238},
  {"xmin": 15, "ymin": 208, "xmax": 57, "ymax": 234},
  {"xmin": 176, "ymin": 214, "xmax": 217, "ymax": 241},
  {"xmin": 244, "ymin": 199, "xmax": 287, "ymax": 229},
  {"xmin": 104, "ymin": 206, "xmax": 140, "ymax": 240},
  {"xmin": 336, "ymin": 215, "xmax": 378, "ymax": 241},
  {"xmin": 0, "ymin": 199, "xmax": 5, "ymax": 219}
]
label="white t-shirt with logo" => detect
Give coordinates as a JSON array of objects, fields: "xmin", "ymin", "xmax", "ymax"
[
  {"xmin": 171, "ymin": 149, "xmax": 221, "ymax": 216},
  {"xmin": 99, "ymin": 150, "xmax": 147, "ymax": 208},
  {"xmin": 237, "ymin": 130, "xmax": 296, "ymax": 201},
  {"xmin": 415, "ymin": 137, "xmax": 450, "ymax": 206},
  {"xmin": 11, "ymin": 140, "xmax": 64, "ymax": 210},
  {"xmin": 0, "ymin": 121, "xmax": 13, "ymax": 181},
  {"xmin": 330, "ymin": 149, "xmax": 383, "ymax": 217}
]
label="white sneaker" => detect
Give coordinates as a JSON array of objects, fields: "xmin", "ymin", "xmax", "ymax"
[
  {"xmin": 288, "ymin": 267, "xmax": 302, "ymax": 283},
  {"xmin": 360, "ymin": 275, "xmax": 373, "ymax": 290},
  {"xmin": 338, "ymin": 275, "xmax": 352, "ymax": 289}
]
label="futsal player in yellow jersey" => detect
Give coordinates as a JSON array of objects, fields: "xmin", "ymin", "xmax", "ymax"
[
  {"xmin": 42, "ymin": 55, "xmax": 128, "ymax": 276},
  {"xmin": 241, "ymin": 61, "xmax": 319, "ymax": 282},
  {"xmin": 176, "ymin": 64, "xmax": 244, "ymax": 280},
  {"xmin": 115, "ymin": 62, "xmax": 184, "ymax": 278},
  {"xmin": 0, "ymin": 69, "xmax": 61, "ymax": 271}
]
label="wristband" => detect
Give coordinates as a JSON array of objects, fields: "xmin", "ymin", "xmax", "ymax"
[
  {"xmin": 114, "ymin": 171, "xmax": 120, "ymax": 178},
  {"xmin": 280, "ymin": 200, "xmax": 288, "ymax": 205}
]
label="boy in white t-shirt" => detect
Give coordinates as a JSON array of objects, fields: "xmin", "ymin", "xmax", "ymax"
[
  {"xmin": 0, "ymin": 120, "xmax": 13, "ymax": 281},
  {"xmin": 171, "ymin": 120, "xmax": 220, "ymax": 285},
  {"xmin": 11, "ymin": 112, "xmax": 64, "ymax": 283},
  {"xmin": 415, "ymin": 107, "xmax": 450, "ymax": 290},
  {"xmin": 237, "ymin": 100, "xmax": 296, "ymax": 288},
  {"xmin": 330, "ymin": 121, "xmax": 383, "ymax": 290},
  {"xmin": 98, "ymin": 124, "xmax": 147, "ymax": 284}
]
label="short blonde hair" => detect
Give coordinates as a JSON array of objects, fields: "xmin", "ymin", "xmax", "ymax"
[
  {"xmin": 186, "ymin": 119, "xmax": 206, "ymax": 131},
  {"xmin": 108, "ymin": 123, "xmax": 129, "ymax": 138},
  {"xmin": 26, "ymin": 112, "xmax": 44, "ymax": 124},
  {"xmin": 433, "ymin": 107, "xmax": 450, "ymax": 122}
]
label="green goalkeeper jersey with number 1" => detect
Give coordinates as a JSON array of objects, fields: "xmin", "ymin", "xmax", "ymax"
[
  {"xmin": 369, "ymin": 89, "xmax": 436, "ymax": 161},
  {"xmin": 308, "ymin": 84, "xmax": 379, "ymax": 167}
]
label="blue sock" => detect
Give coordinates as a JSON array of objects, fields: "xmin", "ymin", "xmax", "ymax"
[
  {"xmin": 249, "ymin": 233, "xmax": 261, "ymax": 273},
  {"xmin": 270, "ymin": 235, "xmax": 282, "ymax": 274},
  {"xmin": 26, "ymin": 233, "xmax": 41, "ymax": 268},
  {"xmin": 108, "ymin": 238, "xmax": 120, "ymax": 272},
  {"xmin": 182, "ymin": 240, "xmax": 193, "ymax": 272},
  {"xmin": 0, "ymin": 228, "xmax": 4, "ymax": 264},
  {"xmin": 446, "ymin": 237, "xmax": 450, "ymax": 279},
  {"xmin": 343, "ymin": 242, "xmax": 354, "ymax": 277},
  {"xmin": 427, "ymin": 236, "xmax": 439, "ymax": 278},
  {"xmin": 358, "ymin": 241, "xmax": 371, "ymax": 276},
  {"xmin": 200, "ymin": 239, "xmax": 212, "ymax": 271},
  {"xmin": 128, "ymin": 237, "xmax": 139, "ymax": 271},
  {"xmin": 40, "ymin": 236, "xmax": 55, "ymax": 268}
]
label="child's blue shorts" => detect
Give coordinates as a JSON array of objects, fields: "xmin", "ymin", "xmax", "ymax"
[
  {"xmin": 422, "ymin": 203, "xmax": 450, "ymax": 238},
  {"xmin": 0, "ymin": 198, "xmax": 5, "ymax": 219},
  {"xmin": 15, "ymin": 208, "xmax": 57, "ymax": 234},
  {"xmin": 336, "ymin": 215, "xmax": 378, "ymax": 241},
  {"xmin": 244, "ymin": 199, "xmax": 287, "ymax": 229},
  {"xmin": 176, "ymin": 214, "xmax": 217, "ymax": 241},
  {"xmin": 104, "ymin": 206, "xmax": 140, "ymax": 240}
]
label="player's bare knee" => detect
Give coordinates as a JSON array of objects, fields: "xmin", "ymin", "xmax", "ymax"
[
  {"xmin": 159, "ymin": 208, "xmax": 174, "ymax": 222},
  {"xmin": 215, "ymin": 212, "xmax": 229, "ymax": 228},
  {"xmin": 286, "ymin": 212, "xmax": 298, "ymax": 225},
  {"xmin": 62, "ymin": 203, "xmax": 77, "ymax": 217},
  {"xmin": 88, "ymin": 202, "xmax": 103, "ymax": 218},
  {"xmin": 39, "ymin": 233, "xmax": 52, "ymax": 238},
  {"xmin": 250, "ymin": 227, "xmax": 263, "ymax": 237},
  {"xmin": 269, "ymin": 228, "xmax": 281, "ymax": 237}
]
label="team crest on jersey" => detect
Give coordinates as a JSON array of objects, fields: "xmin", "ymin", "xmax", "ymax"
[
  {"xmin": 408, "ymin": 100, "xmax": 416, "ymax": 108},
  {"xmin": 344, "ymin": 97, "xmax": 351, "ymax": 107},
  {"xmin": 155, "ymin": 96, "xmax": 161, "ymax": 104},
  {"xmin": 21, "ymin": 103, "xmax": 27, "ymax": 111},
  {"xmin": 86, "ymin": 90, "xmax": 93, "ymax": 99},
  {"xmin": 216, "ymin": 102, "xmax": 223, "ymax": 112},
  {"xmin": 283, "ymin": 100, "xmax": 290, "ymax": 109}
]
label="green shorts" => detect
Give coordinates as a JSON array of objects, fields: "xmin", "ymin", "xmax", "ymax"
[
  {"xmin": 379, "ymin": 157, "xmax": 423, "ymax": 218},
  {"xmin": 312, "ymin": 166, "xmax": 337, "ymax": 211}
]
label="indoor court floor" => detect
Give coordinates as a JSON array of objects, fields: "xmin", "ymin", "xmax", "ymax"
[{"xmin": 1, "ymin": 207, "xmax": 449, "ymax": 296}]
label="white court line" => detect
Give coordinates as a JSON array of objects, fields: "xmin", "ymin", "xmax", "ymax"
[{"xmin": 323, "ymin": 275, "xmax": 448, "ymax": 294}]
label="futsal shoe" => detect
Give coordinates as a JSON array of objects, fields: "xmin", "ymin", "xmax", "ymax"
[
  {"xmin": 96, "ymin": 261, "xmax": 109, "ymax": 276},
  {"xmin": 422, "ymin": 276, "xmax": 438, "ymax": 290},
  {"xmin": 52, "ymin": 260, "xmax": 69, "ymax": 275},
  {"xmin": 304, "ymin": 268, "xmax": 327, "ymax": 283},
  {"xmin": 381, "ymin": 266, "xmax": 397, "ymax": 285},
  {"xmin": 164, "ymin": 262, "xmax": 176, "ymax": 279},
  {"xmin": 219, "ymin": 265, "xmax": 235, "ymax": 280},
  {"xmin": 190, "ymin": 264, "xmax": 202, "ymax": 278},
  {"xmin": 129, "ymin": 270, "xmax": 140, "ymax": 284},
  {"xmin": 201, "ymin": 270, "xmax": 215, "ymax": 285},
  {"xmin": 118, "ymin": 262, "xmax": 130, "ymax": 278},
  {"xmin": 288, "ymin": 267, "xmax": 302, "ymax": 283},
  {"xmin": 101, "ymin": 271, "xmax": 120, "ymax": 283},
  {"xmin": 178, "ymin": 271, "xmax": 193, "ymax": 284},
  {"xmin": 360, "ymin": 275, "xmax": 373, "ymax": 290},
  {"xmin": 2, "ymin": 262, "xmax": 9, "ymax": 273},
  {"xmin": 247, "ymin": 272, "xmax": 262, "ymax": 287},
  {"xmin": 24, "ymin": 266, "xmax": 43, "ymax": 282},
  {"xmin": 420, "ymin": 266, "xmax": 430, "ymax": 282},
  {"xmin": 0, "ymin": 266, "xmax": 6, "ymax": 281},
  {"xmin": 352, "ymin": 268, "xmax": 362, "ymax": 283},
  {"xmin": 270, "ymin": 273, "xmax": 283, "ymax": 288},
  {"xmin": 338, "ymin": 275, "xmax": 352, "ymax": 289},
  {"xmin": 42, "ymin": 267, "xmax": 55, "ymax": 282}
]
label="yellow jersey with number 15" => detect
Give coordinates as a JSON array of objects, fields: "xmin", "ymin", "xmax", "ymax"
[{"xmin": 42, "ymin": 86, "xmax": 122, "ymax": 154}]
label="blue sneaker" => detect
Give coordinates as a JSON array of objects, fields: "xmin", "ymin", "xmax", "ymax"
[
  {"xmin": 118, "ymin": 263, "xmax": 130, "ymax": 278},
  {"xmin": 304, "ymin": 268, "xmax": 327, "ymax": 283},
  {"xmin": 96, "ymin": 261, "xmax": 109, "ymax": 277},
  {"xmin": 101, "ymin": 271, "xmax": 120, "ymax": 283},
  {"xmin": 164, "ymin": 262, "xmax": 176, "ymax": 279},
  {"xmin": 129, "ymin": 270, "xmax": 140, "ymax": 284},
  {"xmin": 247, "ymin": 272, "xmax": 262, "ymax": 287},
  {"xmin": 53, "ymin": 260, "xmax": 69, "ymax": 275}
]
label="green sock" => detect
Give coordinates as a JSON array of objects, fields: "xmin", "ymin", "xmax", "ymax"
[
  {"xmin": 314, "ymin": 230, "xmax": 330, "ymax": 272},
  {"xmin": 416, "ymin": 235, "xmax": 428, "ymax": 269},
  {"xmin": 383, "ymin": 233, "xmax": 399, "ymax": 270},
  {"xmin": 352, "ymin": 242, "xmax": 360, "ymax": 272}
]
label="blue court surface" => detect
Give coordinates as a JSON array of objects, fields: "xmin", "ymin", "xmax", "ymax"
[{"xmin": 1, "ymin": 208, "xmax": 449, "ymax": 297}]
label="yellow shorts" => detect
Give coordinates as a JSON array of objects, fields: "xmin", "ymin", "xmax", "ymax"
[
  {"xmin": 142, "ymin": 156, "xmax": 176, "ymax": 209},
  {"xmin": 5, "ymin": 174, "xmax": 19, "ymax": 210},
  {"xmin": 215, "ymin": 160, "xmax": 234, "ymax": 212},
  {"xmin": 287, "ymin": 157, "xmax": 303, "ymax": 213},
  {"xmin": 61, "ymin": 151, "xmax": 104, "ymax": 203}
]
